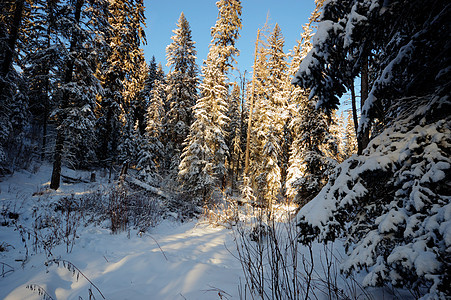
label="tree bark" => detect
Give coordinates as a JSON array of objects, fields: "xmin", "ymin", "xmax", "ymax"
[
  {"xmin": 244, "ymin": 29, "xmax": 260, "ymax": 175},
  {"xmin": 350, "ymin": 81, "xmax": 358, "ymax": 136},
  {"xmin": 0, "ymin": 0, "xmax": 25, "ymax": 97},
  {"xmin": 357, "ymin": 56, "xmax": 370, "ymax": 155},
  {"xmin": 1, "ymin": 0, "xmax": 24, "ymax": 77},
  {"xmin": 42, "ymin": 16, "xmax": 53, "ymax": 160},
  {"xmin": 50, "ymin": 0, "xmax": 85, "ymax": 190},
  {"xmin": 50, "ymin": 129, "xmax": 63, "ymax": 189}
]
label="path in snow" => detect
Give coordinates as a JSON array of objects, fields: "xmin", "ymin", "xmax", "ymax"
[
  {"xmin": 0, "ymin": 166, "xmax": 243, "ymax": 300},
  {"xmin": 0, "ymin": 220, "xmax": 243, "ymax": 300}
]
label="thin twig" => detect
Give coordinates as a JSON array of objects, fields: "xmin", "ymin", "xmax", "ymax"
[
  {"xmin": 53, "ymin": 259, "xmax": 105, "ymax": 299},
  {"xmin": 145, "ymin": 234, "xmax": 168, "ymax": 261}
]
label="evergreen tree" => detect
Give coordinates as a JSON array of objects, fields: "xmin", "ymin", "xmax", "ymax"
[
  {"xmin": 247, "ymin": 44, "xmax": 269, "ymax": 199},
  {"xmin": 294, "ymin": 1, "xmax": 450, "ymax": 297},
  {"xmin": 178, "ymin": 49, "xmax": 229, "ymax": 204},
  {"xmin": 227, "ymin": 83, "xmax": 242, "ymax": 189},
  {"xmin": 286, "ymin": 21, "xmax": 338, "ymax": 205},
  {"xmin": 210, "ymin": 0, "xmax": 242, "ymax": 74},
  {"xmin": 343, "ymin": 110, "xmax": 358, "ymax": 158},
  {"xmin": 179, "ymin": 0, "xmax": 242, "ymax": 203},
  {"xmin": 22, "ymin": 0, "xmax": 62, "ymax": 159},
  {"xmin": 288, "ymin": 97, "xmax": 338, "ymax": 205},
  {"xmin": 136, "ymin": 79, "xmax": 165, "ymax": 184},
  {"xmin": 136, "ymin": 55, "xmax": 158, "ymax": 135},
  {"xmin": 50, "ymin": 0, "xmax": 110, "ymax": 188},
  {"xmin": 165, "ymin": 12, "xmax": 198, "ymax": 156},
  {"xmin": 0, "ymin": 0, "xmax": 29, "ymax": 172},
  {"xmin": 96, "ymin": 0, "xmax": 146, "ymax": 163},
  {"xmin": 248, "ymin": 24, "xmax": 288, "ymax": 207},
  {"xmin": 119, "ymin": 49, "xmax": 148, "ymax": 165}
]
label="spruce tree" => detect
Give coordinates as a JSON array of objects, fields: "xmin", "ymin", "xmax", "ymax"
[
  {"xmin": 136, "ymin": 79, "xmax": 165, "ymax": 184},
  {"xmin": 165, "ymin": 12, "xmax": 198, "ymax": 157},
  {"xmin": 227, "ymin": 83, "xmax": 242, "ymax": 189},
  {"xmin": 178, "ymin": 48, "xmax": 229, "ymax": 204},
  {"xmin": 286, "ymin": 21, "xmax": 338, "ymax": 205},
  {"xmin": 50, "ymin": 0, "xmax": 110, "ymax": 189},
  {"xmin": 343, "ymin": 110, "xmax": 357, "ymax": 158},
  {"xmin": 294, "ymin": 1, "xmax": 450, "ymax": 297},
  {"xmin": 0, "ymin": 0, "xmax": 29, "ymax": 172},
  {"xmin": 248, "ymin": 24, "xmax": 288, "ymax": 207},
  {"xmin": 22, "ymin": 0, "xmax": 62, "ymax": 159},
  {"xmin": 119, "ymin": 49, "xmax": 148, "ymax": 166},
  {"xmin": 210, "ymin": 0, "xmax": 242, "ymax": 74},
  {"xmin": 179, "ymin": 0, "xmax": 242, "ymax": 203},
  {"xmin": 96, "ymin": 0, "xmax": 146, "ymax": 164}
]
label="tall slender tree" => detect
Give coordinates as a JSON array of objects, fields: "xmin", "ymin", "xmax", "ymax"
[
  {"xmin": 179, "ymin": 0, "xmax": 242, "ymax": 202},
  {"xmin": 50, "ymin": 0, "xmax": 110, "ymax": 189},
  {"xmin": 136, "ymin": 79, "xmax": 166, "ymax": 184},
  {"xmin": 0, "ymin": 0, "xmax": 29, "ymax": 172},
  {"xmin": 96, "ymin": 0, "xmax": 146, "ymax": 164},
  {"xmin": 22, "ymin": 0, "xmax": 63, "ymax": 160},
  {"xmin": 286, "ymin": 21, "xmax": 338, "ymax": 205},
  {"xmin": 210, "ymin": 0, "xmax": 242, "ymax": 74},
  {"xmin": 165, "ymin": 12, "xmax": 198, "ymax": 158},
  {"xmin": 227, "ymin": 83, "xmax": 242, "ymax": 189},
  {"xmin": 178, "ymin": 48, "xmax": 229, "ymax": 204},
  {"xmin": 248, "ymin": 24, "xmax": 288, "ymax": 207}
]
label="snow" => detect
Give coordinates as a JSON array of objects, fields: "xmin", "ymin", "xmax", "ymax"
[
  {"xmin": 295, "ymin": 94, "xmax": 450, "ymax": 298},
  {"xmin": 1, "ymin": 221, "xmax": 242, "ymax": 299},
  {"xmin": 377, "ymin": 208, "xmax": 406, "ymax": 234},
  {"xmin": 0, "ymin": 166, "xmax": 242, "ymax": 300},
  {"xmin": 0, "ymin": 162, "xmax": 440, "ymax": 299}
]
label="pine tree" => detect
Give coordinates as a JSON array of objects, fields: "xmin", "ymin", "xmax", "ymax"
[
  {"xmin": 120, "ymin": 49, "xmax": 148, "ymax": 166},
  {"xmin": 0, "ymin": 0, "xmax": 29, "ymax": 172},
  {"xmin": 165, "ymin": 12, "xmax": 198, "ymax": 156},
  {"xmin": 288, "ymin": 98, "xmax": 338, "ymax": 206},
  {"xmin": 50, "ymin": 0, "xmax": 110, "ymax": 189},
  {"xmin": 178, "ymin": 49, "xmax": 229, "ymax": 204},
  {"xmin": 227, "ymin": 83, "xmax": 242, "ymax": 189},
  {"xmin": 96, "ymin": 0, "xmax": 146, "ymax": 163},
  {"xmin": 136, "ymin": 79, "xmax": 165, "ymax": 184},
  {"xmin": 210, "ymin": 0, "xmax": 242, "ymax": 74},
  {"xmin": 343, "ymin": 110, "xmax": 358, "ymax": 158},
  {"xmin": 22, "ymin": 0, "xmax": 62, "ymax": 159},
  {"xmin": 248, "ymin": 24, "xmax": 288, "ymax": 207},
  {"xmin": 179, "ymin": 0, "xmax": 242, "ymax": 203},
  {"xmin": 286, "ymin": 21, "xmax": 338, "ymax": 205},
  {"xmin": 136, "ymin": 55, "xmax": 158, "ymax": 135},
  {"xmin": 294, "ymin": 1, "xmax": 450, "ymax": 297}
]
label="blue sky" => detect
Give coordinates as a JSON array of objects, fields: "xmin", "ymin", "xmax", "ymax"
[{"xmin": 142, "ymin": 0, "xmax": 316, "ymax": 81}]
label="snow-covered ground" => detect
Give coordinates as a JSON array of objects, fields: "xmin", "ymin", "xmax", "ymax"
[
  {"xmin": 0, "ymin": 165, "xmax": 412, "ymax": 300},
  {"xmin": 1, "ymin": 221, "xmax": 242, "ymax": 299},
  {"xmin": 0, "ymin": 166, "xmax": 243, "ymax": 299}
]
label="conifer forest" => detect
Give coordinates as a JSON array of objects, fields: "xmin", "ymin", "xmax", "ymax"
[{"xmin": 0, "ymin": 0, "xmax": 450, "ymax": 299}]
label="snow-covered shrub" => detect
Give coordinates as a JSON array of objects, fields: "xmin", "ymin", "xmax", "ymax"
[
  {"xmin": 107, "ymin": 180, "xmax": 163, "ymax": 233},
  {"xmin": 296, "ymin": 95, "xmax": 451, "ymax": 299},
  {"xmin": 108, "ymin": 182, "xmax": 129, "ymax": 233}
]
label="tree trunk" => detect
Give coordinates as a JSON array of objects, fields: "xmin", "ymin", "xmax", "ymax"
[
  {"xmin": 1, "ymin": 0, "xmax": 24, "ymax": 77},
  {"xmin": 244, "ymin": 29, "xmax": 260, "ymax": 175},
  {"xmin": 50, "ymin": 0, "xmax": 84, "ymax": 190},
  {"xmin": 41, "ymin": 105, "xmax": 48, "ymax": 160},
  {"xmin": 0, "ymin": 0, "xmax": 24, "ymax": 96},
  {"xmin": 50, "ymin": 129, "xmax": 63, "ymax": 189},
  {"xmin": 350, "ymin": 80, "xmax": 358, "ymax": 136},
  {"xmin": 100, "ymin": 104, "xmax": 113, "ymax": 161},
  {"xmin": 41, "ymin": 21, "xmax": 53, "ymax": 161},
  {"xmin": 357, "ymin": 56, "xmax": 370, "ymax": 155}
]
